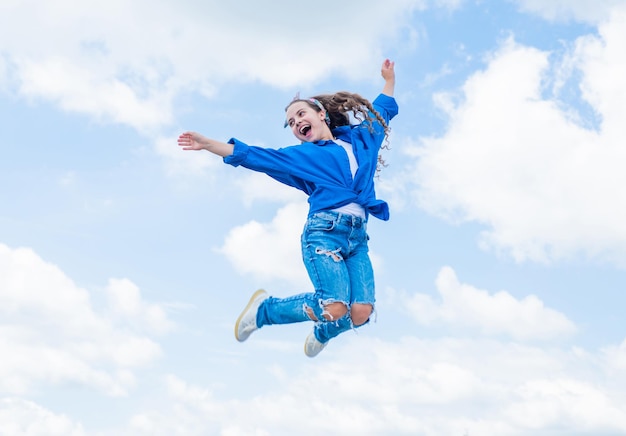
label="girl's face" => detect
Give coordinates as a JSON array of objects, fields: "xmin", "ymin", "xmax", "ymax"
[{"xmin": 285, "ymin": 102, "xmax": 332, "ymax": 142}]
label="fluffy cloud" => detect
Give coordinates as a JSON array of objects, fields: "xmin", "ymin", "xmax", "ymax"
[
  {"xmin": 0, "ymin": 398, "xmax": 84, "ymax": 436},
  {"xmin": 217, "ymin": 199, "xmax": 385, "ymax": 287},
  {"xmin": 217, "ymin": 202, "xmax": 309, "ymax": 286},
  {"xmin": 105, "ymin": 278, "xmax": 174, "ymax": 334},
  {"xmin": 0, "ymin": 0, "xmax": 425, "ymax": 133},
  {"xmin": 2, "ymin": 244, "xmax": 624, "ymax": 435},
  {"xmin": 389, "ymin": 266, "xmax": 576, "ymax": 340},
  {"xmin": 121, "ymin": 336, "xmax": 626, "ymax": 435},
  {"xmin": 0, "ymin": 243, "xmax": 171, "ymax": 396},
  {"xmin": 410, "ymin": 5, "xmax": 626, "ymax": 264},
  {"xmin": 503, "ymin": 378, "xmax": 626, "ymax": 432}
]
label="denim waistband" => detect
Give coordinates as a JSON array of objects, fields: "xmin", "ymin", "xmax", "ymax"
[{"xmin": 311, "ymin": 210, "xmax": 366, "ymax": 228}]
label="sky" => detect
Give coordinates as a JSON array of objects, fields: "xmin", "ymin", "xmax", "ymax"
[{"xmin": 1, "ymin": 0, "xmax": 626, "ymax": 434}]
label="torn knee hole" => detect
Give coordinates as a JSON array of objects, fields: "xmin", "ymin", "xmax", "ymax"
[
  {"xmin": 351, "ymin": 304, "xmax": 373, "ymax": 326},
  {"xmin": 305, "ymin": 306, "xmax": 318, "ymax": 321},
  {"xmin": 323, "ymin": 302, "xmax": 348, "ymax": 321}
]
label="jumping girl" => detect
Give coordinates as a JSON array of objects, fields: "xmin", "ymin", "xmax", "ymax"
[{"xmin": 177, "ymin": 59, "xmax": 397, "ymax": 357}]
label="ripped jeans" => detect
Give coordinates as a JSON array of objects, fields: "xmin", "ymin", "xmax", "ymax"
[{"xmin": 255, "ymin": 211, "xmax": 375, "ymax": 343}]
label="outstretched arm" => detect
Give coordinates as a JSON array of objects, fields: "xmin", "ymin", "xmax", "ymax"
[
  {"xmin": 177, "ymin": 132, "xmax": 234, "ymax": 157},
  {"xmin": 381, "ymin": 59, "xmax": 395, "ymax": 97}
]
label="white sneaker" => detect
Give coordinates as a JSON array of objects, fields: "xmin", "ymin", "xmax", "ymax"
[
  {"xmin": 234, "ymin": 289, "xmax": 268, "ymax": 342},
  {"xmin": 304, "ymin": 331, "xmax": 327, "ymax": 357}
]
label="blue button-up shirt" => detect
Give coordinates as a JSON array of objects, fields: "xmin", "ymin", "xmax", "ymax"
[{"xmin": 224, "ymin": 94, "xmax": 398, "ymax": 221}]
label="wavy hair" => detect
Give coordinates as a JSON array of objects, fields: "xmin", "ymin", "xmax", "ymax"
[{"xmin": 286, "ymin": 91, "xmax": 391, "ymax": 172}]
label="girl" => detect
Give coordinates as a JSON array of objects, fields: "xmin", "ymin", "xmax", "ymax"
[{"xmin": 177, "ymin": 59, "xmax": 397, "ymax": 357}]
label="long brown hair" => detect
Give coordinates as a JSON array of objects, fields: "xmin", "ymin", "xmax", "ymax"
[{"xmin": 286, "ymin": 91, "xmax": 391, "ymax": 172}]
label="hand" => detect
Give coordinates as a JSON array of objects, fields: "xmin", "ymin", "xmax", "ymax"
[
  {"xmin": 381, "ymin": 59, "xmax": 395, "ymax": 82},
  {"xmin": 177, "ymin": 132, "xmax": 209, "ymax": 151},
  {"xmin": 177, "ymin": 132, "xmax": 235, "ymax": 157},
  {"xmin": 381, "ymin": 59, "xmax": 395, "ymax": 97}
]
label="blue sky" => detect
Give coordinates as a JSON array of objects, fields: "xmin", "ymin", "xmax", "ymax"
[{"xmin": 2, "ymin": 0, "xmax": 626, "ymax": 434}]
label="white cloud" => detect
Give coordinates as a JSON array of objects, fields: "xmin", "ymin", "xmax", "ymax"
[
  {"xmin": 0, "ymin": 245, "xmax": 621, "ymax": 435},
  {"xmin": 0, "ymin": 243, "xmax": 171, "ymax": 396},
  {"xmin": 0, "ymin": 398, "xmax": 85, "ymax": 436},
  {"xmin": 217, "ymin": 200, "xmax": 385, "ymax": 287},
  {"xmin": 0, "ymin": 0, "xmax": 427, "ymax": 133},
  {"xmin": 504, "ymin": 378, "xmax": 626, "ymax": 431},
  {"xmin": 601, "ymin": 338, "xmax": 626, "ymax": 371},
  {"xmin": 106, "ymin": 278, "xmax": 174, "ymax": 334},
  {"xmin": 387, "ymin": 266, "xmax": 576, "ymax": 340},
  {"xmin": 217, "ymin": 202, "xmax": 310, "ymax": 286},
  {"xmin": 120, "ymin": 336, "xmax": 626, "ymax": 435},
  {"xmin": 574, "ymin": 6, "xmax": 626, "ymax": 139},
  {"xmin": 16, "ymin": 56, "xmax": 173, "ymax": 132},
  {"xmin": 410, "ymin": 5, "xmax": 626, "ymax": 264}
]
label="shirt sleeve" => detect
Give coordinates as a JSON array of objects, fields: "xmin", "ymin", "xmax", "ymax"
[
  {"xmin": 351, "ymin": 93, "xmax": 398, "ymax": 147},
  {"xmin": 372, "ymin": 93, "xmax": 399, "ymax": 124},
  {"xmin": 223, "ymin": 138, "xmax": 315, "ymax": 193}
]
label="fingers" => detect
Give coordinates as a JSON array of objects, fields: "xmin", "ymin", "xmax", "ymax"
[
  {"xmin": 381, "ymin": 59, "xmax": 395, "ymax": 80},
  {"xmin": 177, "ymin": 133, "xmax": 190, "ymax": 145},
  {"xmin": 177, "ymin": 132, "xmax": 196, "ymax": 150}
]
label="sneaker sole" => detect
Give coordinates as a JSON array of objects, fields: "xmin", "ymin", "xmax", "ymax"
[
  {"xmin": 234, "ymin": 289, "xmax": 267, "ymax": 342},
  {"xmin": 304, "ymin": 334, "xmax": 327, "ymax": 358}
]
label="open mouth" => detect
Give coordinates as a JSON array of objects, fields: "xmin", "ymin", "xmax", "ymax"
[{"xmin": 299, "ymin": 125, "xmax": 311, "ymax": 136}]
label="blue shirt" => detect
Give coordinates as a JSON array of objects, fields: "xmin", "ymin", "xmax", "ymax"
[{"xmin": 224, "ymin": 94, "xmax": 398, "ymax": 221}]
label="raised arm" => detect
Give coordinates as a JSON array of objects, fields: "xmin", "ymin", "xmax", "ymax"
[
  {"xmin": 381, "ymin": 59, "xmax": 395, "ymax": 97},
  {"xmin": 177, "ymin": 131, "xmax": 234, "ymax": 157}
]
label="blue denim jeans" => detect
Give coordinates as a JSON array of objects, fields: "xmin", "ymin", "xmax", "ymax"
[{"xmin": 255, "ymin": 211, "xmax": 375, "ymax": 343}]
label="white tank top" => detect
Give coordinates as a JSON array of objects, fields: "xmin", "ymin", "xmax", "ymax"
[{"xmin": 332, "ymin": 139, "xmax": 366, "ymax": 219}]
